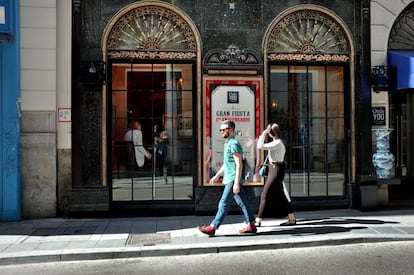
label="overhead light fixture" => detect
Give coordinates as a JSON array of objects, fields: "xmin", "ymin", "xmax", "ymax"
[
  {"xmin": 176, "ymin": 77, "xmax": 184, "ymax": 92},
  {"xmin": 271, "ymin": 100, "xmax": 278, "ymax": 109}
]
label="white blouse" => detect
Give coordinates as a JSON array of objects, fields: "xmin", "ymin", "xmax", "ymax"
[{"xmin": 257, "ymin": 134, "xmax": 286, "ymax": 163}]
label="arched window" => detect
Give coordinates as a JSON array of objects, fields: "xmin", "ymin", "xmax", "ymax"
[
  {"xmin": 102, "ymin": 2, "xmax": 201, "ymax": 202},
  {"xmin": 264, "ymin": 6, "xmax": 351, "ymax": 197},
  {"xmin": 389, "ymin": 5, "xmax": 414, "ymax": 50}
]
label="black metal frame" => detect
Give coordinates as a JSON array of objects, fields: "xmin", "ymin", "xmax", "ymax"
[{"xmin": 371, "ymin": 65, "xmax": 397, "ymax": 93}]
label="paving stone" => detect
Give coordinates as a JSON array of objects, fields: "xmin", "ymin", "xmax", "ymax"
[{"xmin": 126, "ymin": 233, "xmax": 171, "ymax": 246}]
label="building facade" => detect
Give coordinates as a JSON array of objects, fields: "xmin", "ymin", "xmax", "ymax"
[
  {"xmin": 371, "ymin": 0, "xmax": 414, "ymax": 203},
  {"xmin": 2, "ymin": 0, "xmax": 413, "ymax": 220}
]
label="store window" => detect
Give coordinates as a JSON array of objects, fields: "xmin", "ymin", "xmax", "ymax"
[
  {"xmin": 110, "ymin": 62, "xmax": 195, "ymax": 201},
  {"xmin": 269, "ymin": 65, "xmax": 346, "ymax": 196}
]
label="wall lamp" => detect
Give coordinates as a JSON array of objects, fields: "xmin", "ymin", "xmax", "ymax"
[
  {"xmin": 80, "ymin": 61, "xmax": 106, "ymax": 84},
  {"xmin": 371, "ymin": 65, "xmax": 396, "ymax": 93}
]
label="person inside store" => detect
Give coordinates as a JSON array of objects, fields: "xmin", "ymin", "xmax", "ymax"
[
  {"xmin": 154, "ymin": 124, "xmax": 169, "ymax": 183},
  {"xmin": 198, "ymin": 120, "xmax": 257, "ymax": 236},
  {"xmin": 256, "ymin": 123, "xmax": 297, "ymax": 227},
  {"xmin": 124, "ymin": 120, "xmax": 152, "ymax": 168}
]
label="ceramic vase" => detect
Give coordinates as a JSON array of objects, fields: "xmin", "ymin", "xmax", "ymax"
[{"xmin": 372, "ymin": 128, "xmax": 395, "ymax": 179}]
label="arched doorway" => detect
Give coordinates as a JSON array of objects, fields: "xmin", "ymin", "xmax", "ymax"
[
  {"xmin": 263, "ymin": 6, "xmax": 354, "ymax": 199},
  {"xmin": 102, "ymin": 2, "xmax": 202, "ymax": 207}
]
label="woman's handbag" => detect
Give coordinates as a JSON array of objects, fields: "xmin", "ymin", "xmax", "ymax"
[{"xmin": 258, "ymin": 155, "xmax": 269, "ymax": 177}]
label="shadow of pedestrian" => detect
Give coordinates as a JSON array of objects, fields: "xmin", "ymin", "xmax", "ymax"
[
  {"xmin": 256, "ymin": 225, "xmax": 367, "ymax": 236},
  {"xmin": 221, "ymin": 225, "xmax": 367, "ymax": 237},
  {"xmin": 295, "ymin": 217, "xmax": 399, "ymax": 226}
]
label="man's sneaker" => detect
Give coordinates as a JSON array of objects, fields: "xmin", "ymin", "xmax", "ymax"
[
  {"xmin": 198, "ymin": 225, "xmax": 215, "ymax": 236},
  {"xmin": 239, "ymin": 223, "xmax": 257, "ymax": 234}
]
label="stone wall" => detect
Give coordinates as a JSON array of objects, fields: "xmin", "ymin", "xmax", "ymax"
[
  {"xmin": 20, "ymin": 111, "xmax": 57, "ymax": 218},
  {"xmin": 20, "ymin": 0, "xmax": 57, "ymax": 218},
  {"xmin": 371, "ymin": 0, "xmax": 413, "ymax": 65}
]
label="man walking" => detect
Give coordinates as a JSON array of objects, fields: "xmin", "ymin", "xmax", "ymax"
[{"xmin": 198, "ymin": 120, "xmax": 257, "ymax": 236}]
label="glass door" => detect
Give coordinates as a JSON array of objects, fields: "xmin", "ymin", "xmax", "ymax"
[
  {"xmin": 269, "ymin": 65, "xmax": 347, "ymax": 197},
  {"xmin": 109, "ymin": 62, "xmax": 195, "ymax": 202}
]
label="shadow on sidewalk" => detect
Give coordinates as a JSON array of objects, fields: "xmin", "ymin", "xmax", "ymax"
[
  {"xmin": 297, "ymin": 217, "xmax": 399, "ymax": 225},
  {"xmin": 220, "ymin": 225, "xmax": 367, "ymax": 238},
  {"xmin": 220, "ymin": 217, "xmax": 399, "ymax": 238},
  {"xmin": 257, "ymin": 225, "xmax": 366, "ymax": 236}
]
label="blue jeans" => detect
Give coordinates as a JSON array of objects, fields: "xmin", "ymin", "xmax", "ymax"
[{"xmin": 211, "ymin": 182, "xmax": 255, "ymax": 229}]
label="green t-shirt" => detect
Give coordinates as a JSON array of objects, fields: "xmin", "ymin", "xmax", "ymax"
[{"xmin": 223, "ymin": 136, "xmax": 245, "ymax": 185}]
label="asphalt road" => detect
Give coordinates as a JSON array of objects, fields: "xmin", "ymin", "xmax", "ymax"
[{"xmin": 1, "ymin": 241, "xmax": 413, "ymax": 275}]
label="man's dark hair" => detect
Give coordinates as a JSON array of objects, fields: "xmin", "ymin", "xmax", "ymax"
[{"xmin": 222, "ymin": 120, "xmax": 235, "ymax": 129}]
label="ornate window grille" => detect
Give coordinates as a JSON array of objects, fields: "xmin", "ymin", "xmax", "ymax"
[
  {"xmin": 389, "ymin": 5, "xmax": 414, "ymax": 50},
  {"xmin": 106, "ymin": 4, "xmax": 197, "ymax": 60},
  {"xmin": 265, "ymin": 8, "xmax": 350, "ymax": 63}
]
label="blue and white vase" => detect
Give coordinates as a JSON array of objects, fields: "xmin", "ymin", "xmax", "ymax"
[{"xmin": 372, "ymin": 128, "xmax": 395, "ymax": 179}]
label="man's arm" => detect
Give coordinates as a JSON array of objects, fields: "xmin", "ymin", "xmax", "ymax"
[
  {"xmin": 209, "ymin": 164, "xmax": 224, "ymax": 184},
  {"xmin": 233, "ymin": 152, "xmax": 243, "ymax": 194}
]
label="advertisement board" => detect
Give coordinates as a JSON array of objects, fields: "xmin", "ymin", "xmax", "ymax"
[{"xmin": 204, "ymin": 77, "xmax": 263, "ymax": 185}]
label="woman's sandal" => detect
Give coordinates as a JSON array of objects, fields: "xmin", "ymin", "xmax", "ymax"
[
  {"xmin": 280, "ymin": 219, "xmax": 296, "ymax": 226},
  {"xmin": 255, "ymin": 217, "xmax": 262, "ymax": 227}
]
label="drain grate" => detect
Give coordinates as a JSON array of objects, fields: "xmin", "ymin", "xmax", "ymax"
[{"xmin": 126, "ymin": 233, "xmax": 171, "ymax": 246}]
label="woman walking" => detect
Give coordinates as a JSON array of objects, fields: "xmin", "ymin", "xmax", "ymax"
[{"xmin": 256, "ymin": 123, "xmax": 296, "ymax": 226}]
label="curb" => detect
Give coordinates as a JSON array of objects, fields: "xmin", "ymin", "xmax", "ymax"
[{"xmin": 1, "ymin": 236, "xmax": 414, "ymax": 266}]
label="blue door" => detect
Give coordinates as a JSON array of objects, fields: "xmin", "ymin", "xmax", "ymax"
[{"xmin": 0, "ymin": 0, "xmax": 21, "ymax": 221}]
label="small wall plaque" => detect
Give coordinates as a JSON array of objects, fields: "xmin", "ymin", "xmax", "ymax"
[{"xmin": 58, "ymin": 108, "xmax": 72, "ymax": 122}]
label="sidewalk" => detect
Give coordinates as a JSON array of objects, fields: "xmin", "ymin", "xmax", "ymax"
[{"xmin": 1, "ymin": 208, "xmax": 414, "ymax": 265}]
